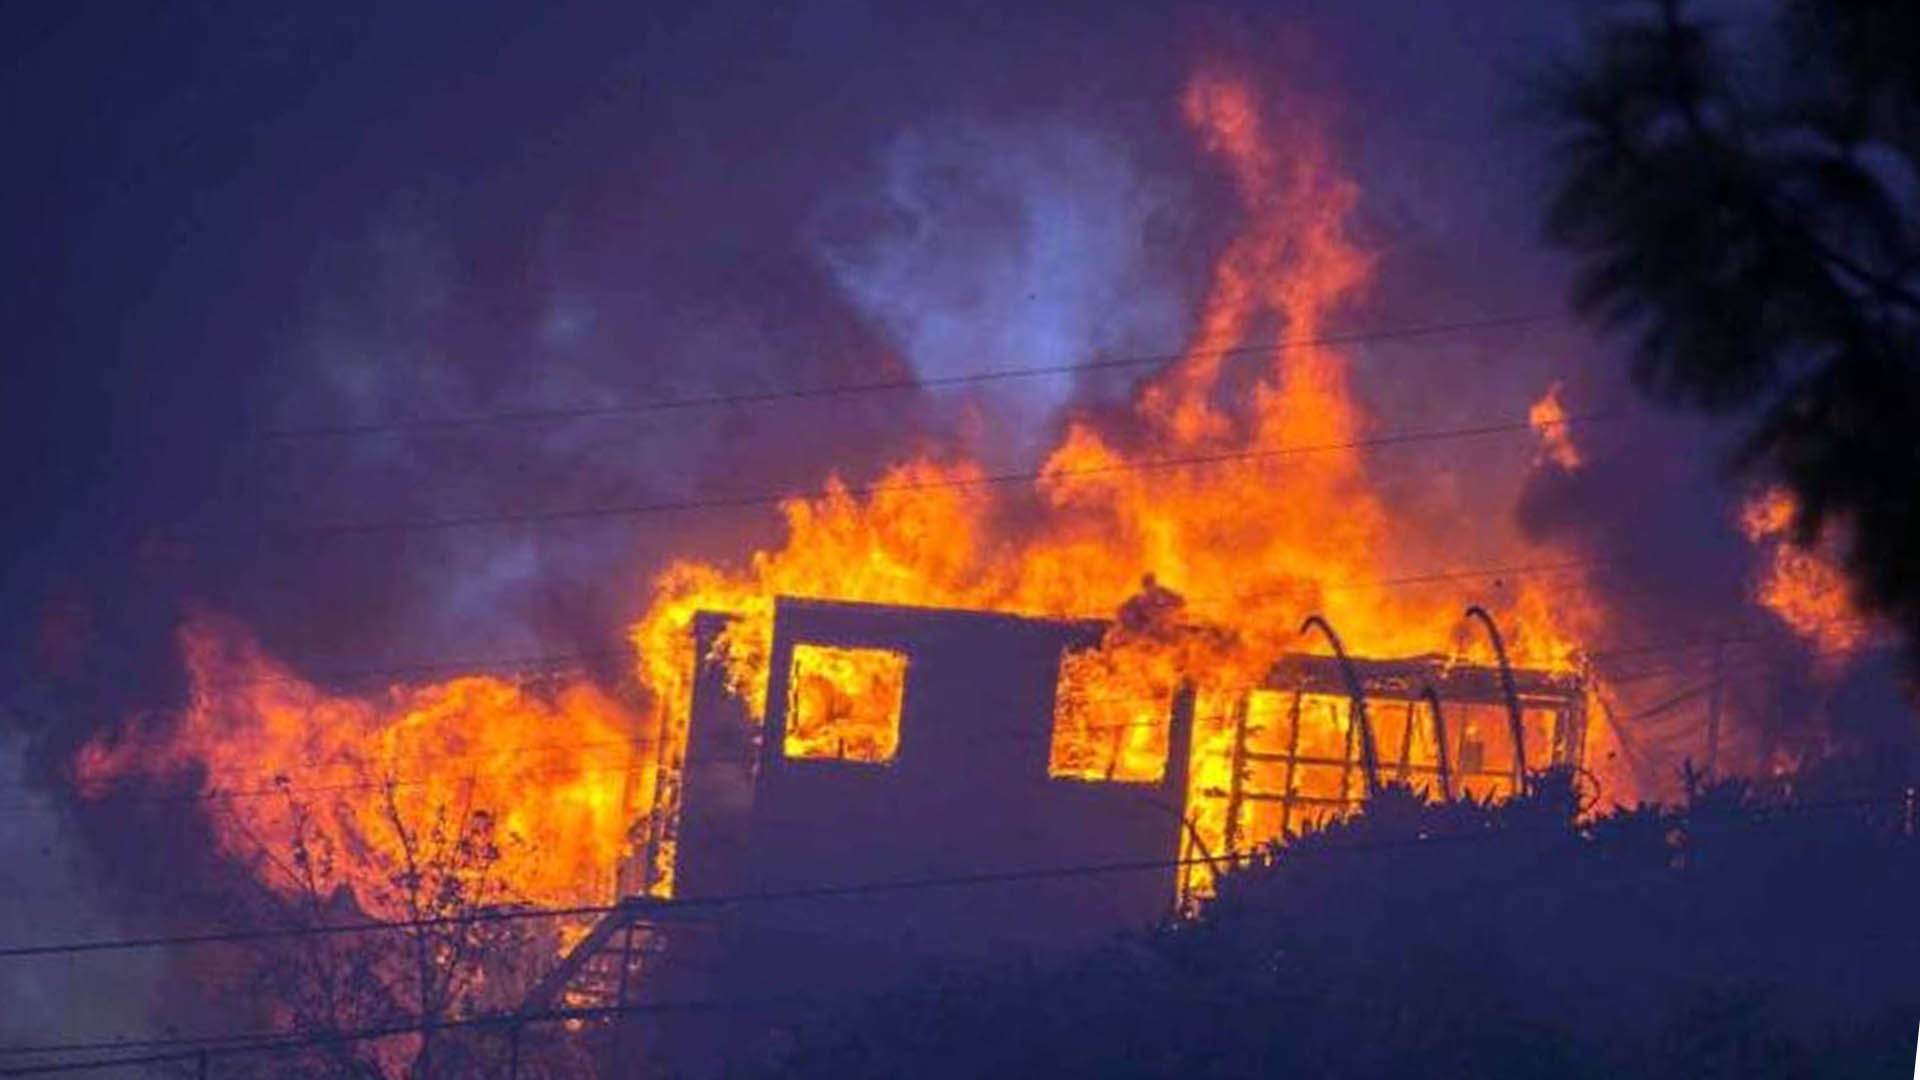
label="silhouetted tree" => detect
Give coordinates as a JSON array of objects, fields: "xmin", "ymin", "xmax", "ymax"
[
  {"xmin": 1532, "ymin": 0, "xmax": 1920, "ymax": 665},
  {"xmin": 194, "ymin": 781, "xmax": 598, "ymax": 1079}
]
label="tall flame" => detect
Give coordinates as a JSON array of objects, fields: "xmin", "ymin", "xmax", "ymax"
[
  {"xmin": 633, "ymin": 70, "xmax": 1606, "ymax": 895},
  {"xmin": 80, "ymin": 69, "xmax": 1613, "ymax": 921}
]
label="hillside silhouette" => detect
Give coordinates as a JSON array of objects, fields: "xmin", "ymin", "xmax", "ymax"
[{"xmin": 759, "ymin": 770, "xmax": 1920, "ymax": 1079}]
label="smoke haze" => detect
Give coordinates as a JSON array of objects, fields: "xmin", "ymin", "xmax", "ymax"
[{"xmin": 2, "ymin": 0, "xmax": 1904, "ymax": 1044}]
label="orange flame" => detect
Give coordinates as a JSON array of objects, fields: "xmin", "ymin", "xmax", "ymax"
[
  {"xmin": 1737, "ymin": 487, "xmax": 1867, "ymax": 660},
  {"xmin": 75, "ymin": 619, "xmax": 643, "ymax": 916},
  {"xmin": 1529, "ymin": 382, "xmax": 1583, "ymax": 470},
  {"xmin": 785, "ymin": 644, "xmax": 908, "ymax": 763}
]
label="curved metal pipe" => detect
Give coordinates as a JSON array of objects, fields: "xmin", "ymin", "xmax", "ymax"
[
  {"xmin": 1420, "ymin": 685, "xmax": 1454, "ymax": 803},
  {"xmin": 1464, "ymin": 605, "xmax": 1527, "ymax": 793},
  {"xmin": 1299, "ymin": 614, "xmax": 1382, "ymax": 797}
]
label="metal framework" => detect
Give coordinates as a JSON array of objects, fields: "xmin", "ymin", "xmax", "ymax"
[{"xmin": 1216, "ymin": 651, "xmax": 1587, "ymax": 851}]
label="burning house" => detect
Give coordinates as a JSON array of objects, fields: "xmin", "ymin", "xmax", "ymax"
[
  {"xmin": 537, "ymin": 592, "xmax": 1586, "ymax": 1073},
  {"xmin": 658, "ymin": 596, "xmax": 1585, "ymax": 918}
]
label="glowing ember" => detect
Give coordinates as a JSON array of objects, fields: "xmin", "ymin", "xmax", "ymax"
[
  {"xmin": 1737, "ymin": 487, "xmax": 1867, "ymax": 659},
  {"xmin": 1529, "ymin": 382, "xmax": 1583, "ymax": 470}
]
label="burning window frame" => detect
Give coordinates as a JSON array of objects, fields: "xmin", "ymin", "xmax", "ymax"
[
  {"xmin": 1048, "ymin": 643, "xmax": 1179, "ymax": 785},
  {"xmin": 781, "ymin": 642, "xmax": 910, "ymax": 765}
]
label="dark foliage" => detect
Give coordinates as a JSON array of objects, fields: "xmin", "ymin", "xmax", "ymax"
[
  {"xmin": 1532, "ymin": 0, "xmax": 1920, "ymax": 668},
  {"xmin": 757, "ymin": 771, "xmax": 1920, "ymax": 1078}
]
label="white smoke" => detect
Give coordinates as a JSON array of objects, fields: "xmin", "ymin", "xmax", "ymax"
[
  {"xmin": 0, "ymin": 733, "xmax": 165, "ymax": 1052},
  {"xmin": 812, "ymin": 117, "xmax": 1189, "ymax": 465}
]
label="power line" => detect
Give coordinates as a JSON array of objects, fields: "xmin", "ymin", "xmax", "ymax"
[
  {"xmin": 0, "ymin": 746, "xmax": 657, "ymax": 815},
  {"xmin": 0, "ymin": 847, "xmax": 1339, "ymax": 961},
  {"xmin": 0, "ymin": 790, "xmax": 1901, "ymax": 962},
  {"xmin": 1625, "ymin": 681, "xmax": 1718, "ymax": 723},
  {"xmin": 189, "ymin": 648, "xmax": 626, "ymax": 689},
  {"xmin": 0, "ymin": 997, "xmax": 755, "ymax": 1076},
  {"xmin": 250, "ymin": 313, "xmax": 1561, "ymax": 442},
  {"xmin": 0, "ymin": 600, "xmax": 1688, "ymax": 803},
  {"xmin": 14, "ymin": 557, "xmax": 1614, "ymax": 698},
  {"xmin": 172, "ymin": 409, "xmax": 1627, "ymax": 541},
  {"xmin": 1597, "ymin": 639, "xmax": 1872, "ymax": 684},
  {"xmin": 14, "ymin": 669, "xmax": 1226, "ymax": 801},
  {"xmin": 18, "ymin": 562, "xmax": 1843, "ymax": 705},
  {"xmin": 1, "ymin": 677, "xmax": 1248, "ymax": 812},
  {"xmin": 17, "ymin": 648, "xmax": 1867, "ymax": 833},
  {"xmin": 16, "ymin": 558, "xmax": 1617, "ymax": 697},
  {"xmin": 7, "ymin": 601, "xmax": 1868, "ymax": 810}
]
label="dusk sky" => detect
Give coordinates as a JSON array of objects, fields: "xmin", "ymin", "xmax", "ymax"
[
  {"xmin": 3, "ymin": 0, "xmax": 1691, "ymax": 684},
  {"xmin": 4, "ymin": 1, "xmax": 1907, "ymax": 1064}
]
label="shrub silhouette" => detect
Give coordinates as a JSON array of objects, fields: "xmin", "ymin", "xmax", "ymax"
[{"xmin": 759, "ymin": 770, "xmax": 1920, "ymax": 1078}]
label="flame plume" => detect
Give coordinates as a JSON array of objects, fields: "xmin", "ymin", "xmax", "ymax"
[
  {"xmin": 633, "ymin": 70, "xmax": 1606, "ymax": 895},
  {"xmin": 80, "ymin": 70, "xmax": 1610, "ymax": 919}
]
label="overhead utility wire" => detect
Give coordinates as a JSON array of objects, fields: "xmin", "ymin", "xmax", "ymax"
[
  {"xmin": 9, "ymin": 559, "xmax": 1616, "ymax": 694},
  {"xmin": 11, "ymin": 844, "xmax": 1582, "ymax": 1065},
  {"xmin": 0, "ymin": 831, "xmax": 1648, "ymax": 1071},
  {"xmin": 7, "ymin": 603, "xmax": 1870, "ymax": 819},
  {"xmin": 0, "ymin": 791, "xmax": 1901, "ymax": 963},
  {"xmin": 253, "ymin": 313, "xmax": 1559, "ymax": 441},
  {"xmin": 176, "ymin": 409, "xmax": 1626, "ymax": 542},
  {"xmin": 9, "ymin": 791, "xmax": 1908, "ymax": 1069},
  {"xmin": 0, "ymin": 652, "xmax": 1760, "ymax": 817},
  {"xmin": 6, "ymin": 609, "xmax": 1867, "ymax": 807},
  {"xmin": 8, "ymin": 656, "xmax": 1558, "ymax": 814},
  {"xmin": 1605, "ymin": 646, "xmax": 1868, "ymax": 687},
  {"xmin": 10, "ymin": 612, "xmax": 1841, "ymax": 804},
  {"xmin": 5, "ymin": 558, "xmax": 1614, "ymax": 697},
  {"xmin": 18, "ymin": 564, "xmax": 1843, "ymax": 707},
  {"xmin": 0, "ymin": 998, "xmax": 761, "ymax": 1077},
  {"xmin": 1, "ymin": 794, "xmax": 1907, "ymax": 1074},
  {"xmin": 17, "ymin": 565, "xmax": 1845, "ymax": 699},
  {"xmin": 0, "ymin": 667, "xmax": 1510, "ymax": 812},
  {"xmin": 18, "ymin": 638, "xmax": 1843, "ymax": 807}
]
